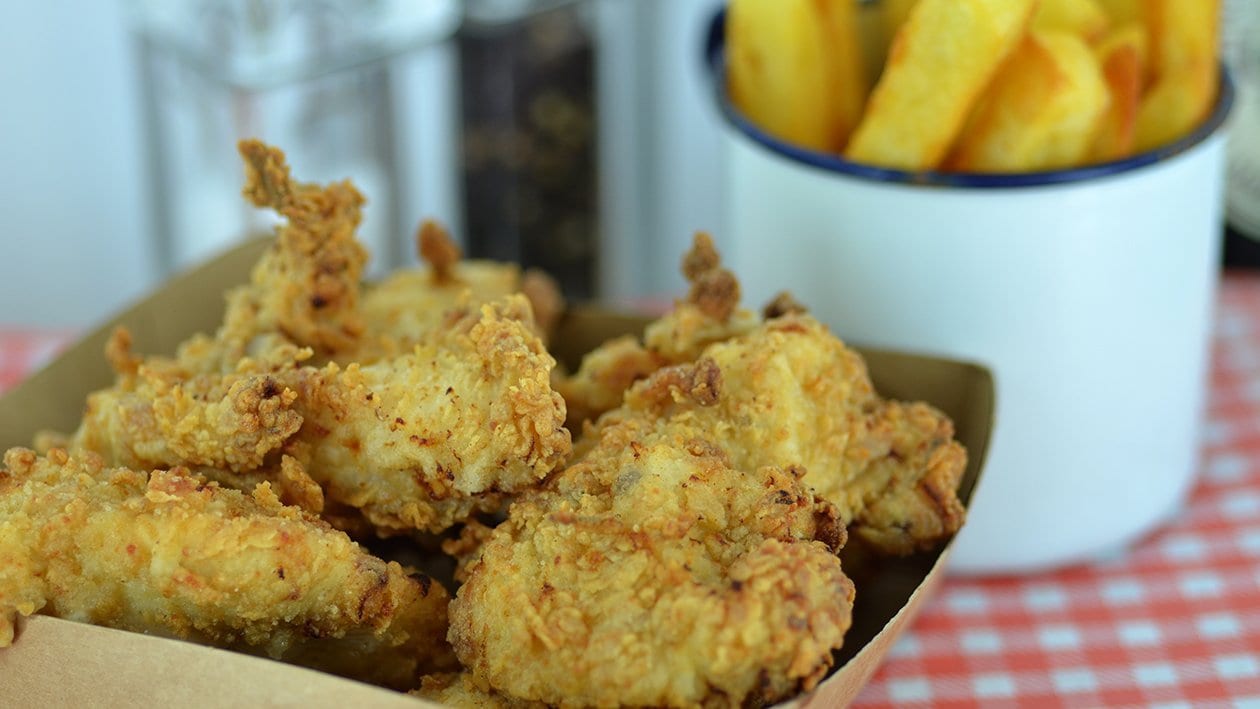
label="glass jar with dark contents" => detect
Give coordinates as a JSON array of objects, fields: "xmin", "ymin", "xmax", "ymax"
[{"xmin": 458, "ymin": 0, "xmax": 598, "ymax": 299}]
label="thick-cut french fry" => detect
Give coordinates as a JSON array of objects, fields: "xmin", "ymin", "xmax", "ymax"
[
  {"xmin": 822, "ymin": 0, "xmax": 870, "ymax": 150},
  {"xmin": 879, "ymin": 0, "xmax": 920, "ymax": 54},
  {"xmin": 1132, "ymin": 0, "xmax": 1219, "ymax": 151},
  {"xmin": 1096, "ymin": 0, "xmax": 1143, "ymax": 26},
  {"xmin": 1033, "ymin": 0, "xmax": 1111, "ymax": 41},
  {"xmin": 1091, "ymin": 24, "xmax": 1148, "ymax": 161},
  {"xmin": 1133, "ymin": 68, "xmax": 1217, "ymax": 151},
  {"xmin": 1142, "ymin": 0, "xmax": 1219, "ymax": 78},
  {"xmin": 947, "ymin": 32, "xmax": 1110, "ymax": 172},
  {"xmin": 726, "ymin": 0, "xmax": 867, "ymax": 153},
  {"xmin": 845, "ymin": 0, "xmax": 1036, "ymax": 170},
  {"xmin": 858, "ymin": 0, "xmax": 918, "ymax": 87}
]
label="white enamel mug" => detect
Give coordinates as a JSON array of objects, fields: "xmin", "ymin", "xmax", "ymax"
[{"xmin": 705, "ymin": 13, "xmax": 1236, "ymax": 573}]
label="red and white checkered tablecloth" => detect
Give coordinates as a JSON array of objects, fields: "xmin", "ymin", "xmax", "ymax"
[{"xmin": 1, "ymin": 278, "xmax": 1259, "ymax": 707}]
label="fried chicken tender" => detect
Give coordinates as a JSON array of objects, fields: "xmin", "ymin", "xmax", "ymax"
[
  {"xmin": 556, "ymin": 233, "xmax": 758, "ymax": 428},
  {"xmin": 451, "ymin": 386, "xmax": 855, "ymax": 708},
  {"xmin": 0, "ymin": 448, "xmax": 453, "ymax": 689},
  {"xmin": 356, "ymin": 221, "xmax": 564, "ymax": 362},
  {"xmin": 581, "ymin": 315, "xmax": 967, "ymax": 555},
  {"xmin": 287, "ymin": 295, "xmax": 571, "ymax": 535}
]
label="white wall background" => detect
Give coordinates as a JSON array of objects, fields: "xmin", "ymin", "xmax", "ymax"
[
  {"xmin": 0, "ymin": 2, "xmax": 150, "ymax": 327},
  {"xmin": 0, "ymin": 0, "xmax": 728, "ymax": 327}
]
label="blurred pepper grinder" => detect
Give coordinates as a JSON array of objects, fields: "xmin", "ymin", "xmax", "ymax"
[
  {"xmin": 458, "ymin": 0, "xmax": 598, "ymax": 299},
  {"xmin": 1222, "ymin": 0, "xmax": 1260, "ymax": 265}
]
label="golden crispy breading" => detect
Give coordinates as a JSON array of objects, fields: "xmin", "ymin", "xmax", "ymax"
[
  {"xmin": 355, "ymin": 221, "xmax": 565, "ymax": 362},
  {"xmin": 556, "ymin": 233, "xmax": 759, "ymax": 429},
  {"xmin": 583, "ymin": 315, "xmax": 967, "ymax": 555},
  {"xmin": 60, "ymin": 147, "xmax": 571, "ymax": 534},
  {"xmin": 411, "ymin": 673, "xmax": 545, "ymax": 708},
  {"xmin": 843, "ymin": 400, "xmax": 969, "ymax": 554},
  {"xmin": 286, "ymin": 296, "xmax": 571, "ymax": 535},
  {"xmin": 441, "ymin": 520, "xmax": 496, "ymax": 585},
  {"xmin": 451, "ymin": 413, "xmax": 854, "ymax": 707},
  {"xmin": 0, "ymin": 448, "xmax": 453, "ymax": 689},
  {"xmin": 552, "ymin": 334, "xmax": 663, "ymax": 430},
  {"xmin": 68, "ymin": 328, "xmax": 304, "ymax": 474},
  {"xmin": 762, "ymin": 290, "xmax": 809, "ymax": 320},
  {"xmin": 224, "ymin": 139, "xmax": 368, "ymax": 362},
  {"xmin": 419, "ymin": 219, "xmax": 463, "ymax": 284}
]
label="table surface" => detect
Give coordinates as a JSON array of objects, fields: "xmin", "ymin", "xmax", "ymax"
[{"xmin": 2, "ymin": 278, "xmax": 1258, "ymax": 708}]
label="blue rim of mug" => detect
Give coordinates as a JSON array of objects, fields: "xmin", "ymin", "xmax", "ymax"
[{"xmin": 704, "ymin": 8, "xmax": 1236, "ymax": 189}]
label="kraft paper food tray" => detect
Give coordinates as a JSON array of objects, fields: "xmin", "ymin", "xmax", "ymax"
[{"xmin": 0, "ymin": 239, "xmax": 994, "ymax": 708}]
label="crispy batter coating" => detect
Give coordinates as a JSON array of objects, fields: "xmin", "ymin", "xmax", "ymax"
[
  {"xmin": 412, "ymin": 673, "xmax": 545, "ymax": 708},
  {"xmin": 68, "ymin": 329, "xmax": 304, "ymax": 474},
  {"xmin": 60, "ymin": 146, "xmax": 571, "ymax": 535},
  {"xmin": 0, "ymin": 448, "xmax": 453, "ymax": 689},
  {"xmin": 450, "ymin": 407, "xmax": 855, "ymax": 707},
  {"xmin": 356, "ymin": 221, "xmax": 565, "ymax": 362},
  {"xmin": 286, "ymin": 296, "xmax": 571, "ymax": 535},
  {"xmin": 224, "ymin": 139, "xmax": 368, "ymax": 362},
  {"xmin": 552, "ymin": 335, "xmax": 663, "ymax": 430},
  {"xmin": 556, "ymin": 233, "xmax": 758, "ymax": 429},
  {"xmin": 583, "ymin": 316, "xmax": 967, "ymax": 555}
]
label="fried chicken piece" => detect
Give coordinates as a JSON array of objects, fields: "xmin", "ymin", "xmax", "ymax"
[
  {"xmin": 582, "ymin": 316, "xmax": 967, "ymax": 555},
  {"xmin": 0, "ymin": 448, "xmax": 453, "ymax": 689},
  {"xmin": 556, "ymin": 233, "xmax": 758, "ymax": 429},
  {"xmin": 552, "ymin": 334, "xmax": 663, "ymax": 429},
  {"xmin": 451, "ymin": 402, "xmax": 854, "ymax": 707},
  {"xmin": 217, "ymin": 139, "xmax": 368, "ymax": 364},
  {"xmin": 355, "ymin": 221, "xmax": 564, "ymax": 362},
  {"xmin": 165, "ymin": 141, "xmax": 366, "ymax": 373},
  {"xmin": 67, "ymin": 328, "xmax": 305, "ymax": 474},
  {"xmin": 412, "ymin": 673, "xmax": 545, "ymax": 708},
  {"xmin": 55, "ymin": 144, "xmax": 570, "ymax": 537},
  {"xmin": 57, "ymin": 141, "xmax": 365, "ymax": 494},
  {"xmin": 286, "ymin": 295, "xmax": 571, "ymax": 535}
]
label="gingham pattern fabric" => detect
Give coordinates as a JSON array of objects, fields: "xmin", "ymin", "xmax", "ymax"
[
  {"xmin": 0, "ymin": 330, "xmax": 73, "ymax": 392},
  {"xmin": 2, "ymin": 279, "xmax": 1259, "ymax": 707},
  {"xmin": 853, "ymin": 275, "xmax": 1260, "ymax": 708}
]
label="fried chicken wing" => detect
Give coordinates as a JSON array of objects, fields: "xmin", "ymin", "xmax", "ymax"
[
  {"xmin": 356, "ymin": 221, "xmax": 564, "ymax": 362},
  {"xmin": 0, "ymin": 448, "xmax": 452, "ymax": 689},
  {"xmin": 450, "ymin": 380, "xmax": 855, "ymax": 707}
]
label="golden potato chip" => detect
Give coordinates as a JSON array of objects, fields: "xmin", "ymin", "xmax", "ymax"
[
  {"xmin": 1033, "ymin": 0, "xmax": 1111, "ymax": 41},
  {"xmin": 726, "ymin": 0, "xmax": 867, "ymax": 153},
  {"xmin": 947, "ymin": 31, "xmax": 1110, "ymax": 172},
  {"xmin": 1091, "ymin": 24, "xmax": 1148, "ymax": 161},
  {"xmin": 845, "ymin": 0, "xmax": 1037, "ymax": 170}
]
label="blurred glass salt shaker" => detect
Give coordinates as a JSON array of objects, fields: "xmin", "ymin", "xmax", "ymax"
[
  {"xmin": 458, "ymin": 0, "xmax": 599, "ymax": 299},
  {"xmin": 128, "ymin": 0, "xmax": 459, "ymax": 278},
  {"xmin": 1224, "ymin": 0, "xmax": 1260, "ymax": 242}
]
